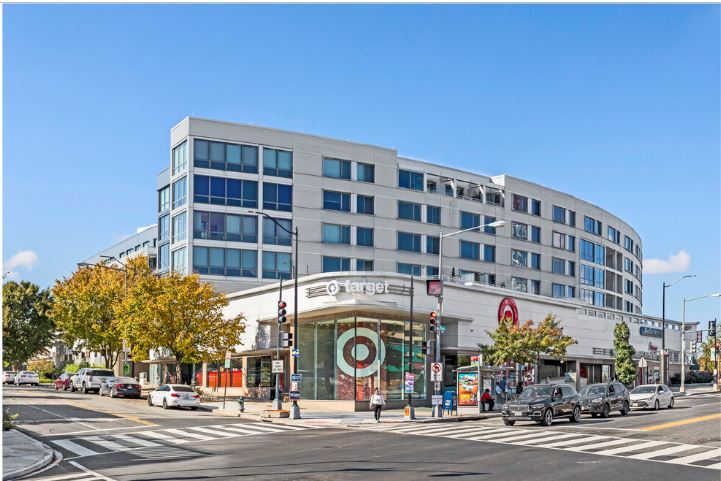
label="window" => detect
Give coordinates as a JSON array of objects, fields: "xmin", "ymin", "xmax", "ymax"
[
  {"xmin": 552, "ymin": 231, "xmax": 566, "ymax": 249},
  {"xmin": 531, "ymin": 279, "xmax": 541, "ymax": 295},
  {"xmin": 426, "ymin": 181, "xmax": 437, "ymax": 193},
  {"xmin": 552, "ymin": 283, "xmax": 565, "ymax": 298},
  {"xmin": 595, "ymin": 268, "xmax": 605, "ymax": 289},
  {"xmin": 512, "ymin": 277, "xmax": 528, "ymax": 293},
  {"xmin": 581, "ymin": 265, "xmax": 595, "ymax": 286},
  {"xmin": 193, "ymin": 247, "xmax": 258, "ymax": 278},
  {"xmin": 553, "ymin": 205, "xmax": 566, "ymax": 224},
  {"xmin": 263, "ymin": 183, "xmax": 292, "ymax": 212},
  {"xmin": 608, "ymin": 226, "xmax": 620, "ymax": 244},
  {"xmin": 356, "ymin": 259, "xmax": 374, "ymax": 271},
  {"xmin": 625, "ymin": 279, "xmax": 634, "ymax": 294},
  {"xmin": 426, "ymin": 235, "xmax": 439, "ymax": 254},
  {"xmin": 624, "ymin": 257, "xmax": 634, "ymax": 273},
  {"xmin": 445, "ymin": 184, "xmax": 454, "ymax": 197},
  {"xmin": 322, "ymin": 256, "xmax": 350, "ymax": 272},
  {"xmin": 484, "ymin": 216, "xmax": 497, "ymax": 234},
  {"xmin": 172, "ymin": 177, "xmax": 187, "ymax": 209},
  {"xmin": 398, "ymin": 232, "xmax": 421, "ymax": 252},
  {"xmin": 595, "ymin": 244, "xmax": 605, "ymax": 265},
  {"xmin": 567, "ymin": 235, "xmax": 576, "ymax": 252},
  {"xmin": 512, "ymin": 194, "xmax": 528, "ymax": 213},
  {"xmin": 531, "ymin": 253, "xmax": 541, "ymax": 270},
  {"xmin": 460, "ymin": 241, "xmax": 480, "ymax": 260},
  {"xmin": 357, "ymin": 227, "xmax": 374, "ymax": 247},
  {"xmin": 172, "ymin": 141, "xmax": 187, "ymax": 175},
  {"xmin": 580, "ymin": 239, "xmax": 594, "ymax": 262},
  {"xmin": 159, "ymin": 215, "xmax": 170, "ymax": 242},
  {"xmin": 323, "ymin": 191, "xmax": 350, "ymax": 212},
  {"xmin": 356, "ymin": 163, "xmax": 375, "ymax": 183},
  {"xmin": 171, "ymin": 247, "xmax": 187, "ymax": 274},
  {"xmin": 262, "ymin": 217, "xmax": 291, "ymax": 246},
  {"xmin": 172, "ymin": 212, "xmax": 187, "ymax": 243},
  {"xmin": 486, "ymin": 191, "xmax": 502, "ymax": 205},
  {"xmin": 357, "ymin": 195, "xmax": 374, "ymax": 215},
  {"xmin": 262, "ymin": 251, "xmax": 291, "ymax": 279},
  {"xmin": 426, "ymin": 266, "xmax": 439, "ymax": 277},
  {"xmin": 567, "ymin": 286, "xmax": 576, "ymax": 298},
  {"xmin": 568, "ymin": 261, "xmax": 576, "ymax": 277},
  {"xmin": 511, "ymin": 249, "xmax": 528, "ymax": 268},
  {"xmin": 580, "ymin": 288, "xmax": 593, "ymax": 305},
  {"xmin": 511, "ymin": 221, "xmax": 528, "ymax": 240},
  {"xmin": 531, "ymin": 199, "xmax": 541, "ymax": 216},
  {"xmin": 461, "ymin": 211, "xmax": 481, "ymax": 231},
  {"xmin": 263, "ymin": 148, "xmax": 292, "ymax": 178},
  {"xmin": 484, "ymin": 245, "xmax": 496, "ymax": 262},
  {"xmin": 158, "ymin": 243, "xmax": 169, "ymax": 270},
  {"xmin": 624, "ymin": 235, "xmax": 634, "ymax": 252},
  {"xmin": 594, "ymin": 292, "xmax": 605, "ymax": 307},
  {"xmin": 322, "ymin": 224, "xmax": 351, "ymax": 244},
  {"xmin": 159, "ymin": 186, "xmax": 170, "ymax": 212},
  {"xmin": 531, "ymin": 226, "xmax": 541, "ymax": 243},
  {"xmin": 398, "ymin": 201, "xmax": 422, "ymax": 221},
  {"xmin": 194, "ymin": 175, "xmax": 258, "ymax": 208},
  {"xmin": 584, "ymin": 216, "xmax": 602, "ymax": 236},
  {"xmin": 397, "ymin": 263, "xmax": 421, "ymax": 276},
  {"xmin": 568, "ymin": 211, "xmax": 576, "ymax": 227},
  {"xmin": 323, "ymin": 157, "xmax": 351, "ymax": 179},
  {"xmin": 193, "ymin": 139, "xmax": 258, "ymax": 173},
  {"xmin": 426, "ymin": 206, "xmax": 441, "ymax": 225},
  {"xmin": 193, "ymin": 211, "xmax": 257, "ymax": 243},
  {"xmin": 552, "ymin": 257, "xmax": 566, "ymax": 275},
  {"xmin": 398, "ymin": 169, "xmax": 424, "ymax": 191}
]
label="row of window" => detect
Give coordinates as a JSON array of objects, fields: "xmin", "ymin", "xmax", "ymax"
[
  {"xmin": 552, "ymin": 231, "xmax": 576, "ymax": 252},
  {"xmin": 192, "ymin": 139, "xmax": 292, "ymax": 178},
  {"xmin": 511, "ymin": 221, "xmax": 541, "ymax": 243},
  {"xmin": 552, "ymin": 205, "xmax": 577, "ymax": 227},
  {"xmin": 192, "ymin": 176, "xmax": 292, "ymax": 212},
  {"xmin": 511, "ymin": 194, "xmax": 541, "ymax": 216},
  {"xmin": 323, "ymin": 157, "xmax": 375, "ymax": 182},
  {"xmin": 322, "ymin": 191, "xmax": 375, "ymax": 215},
  {"xmin": 116, "ymin": 240, "xmax": 155, "ymax": 260},
  {"xmin": 580, "ymin": 238, "xmax": 605, "ymax": 266}
]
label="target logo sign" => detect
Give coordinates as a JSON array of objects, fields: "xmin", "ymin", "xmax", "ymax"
[
  {"xmin": 335, "ymin": 327, "xmax": 386, "ymax": 377},
  {"xmin": 498, "ymin": 297, "xmax": 519, "ymax": 326}
]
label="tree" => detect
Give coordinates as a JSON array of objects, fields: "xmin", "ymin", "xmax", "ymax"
[
  {"xmin": 697, "ymin": 337, "xmax": 717, "ymax": 372},
  {"xmin": 2, "ymin": 281, "xmax": 55, "ymax": 370},
  {"xmin": 482, "ymin": 314, "xmax": 577, "ymax": 369},
  {"xmin": 50, "ymin": 257, "xmax": 152, "ymax": 369},
  {"xmin": 613, "ymin": 322, "xmax": 637, "ymax": 385},
  {"xmin": 28, "ymin": 359, "xmax": 55, "ymax": 379},
  {"xmin": 121, "ymin": 272, "xmax": 245, "ymax": 384}
]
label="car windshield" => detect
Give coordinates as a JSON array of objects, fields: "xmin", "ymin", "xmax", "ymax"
[
  {"xmin": 21, "ymin": 371, "xmax": 35, "ymax": 375},
  {"xmin": 580, "ymin": 385, "xmax": 606, "ymax": 396},
  {"xmin": 91, "ymin": 370, "xmax": 114, "ymax": 377},
  {"xmin": 171, "ymin": 386, "xmax": 195, "ymax": 393},
  {"xmin": 116, "ymin": 377, "xmax": 137, "ymax": 384},
  {"xmin": 519, "ymin": 385, "xmax": 553, "ymax": 399},
  {"xmin": 631, "ymin": 386, "xmax": 656, "ymax": 394}
]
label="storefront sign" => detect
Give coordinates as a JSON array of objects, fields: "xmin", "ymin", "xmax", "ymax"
[
  {"xmin": 326, "ymin": 280, "xmax": 390, "ymax": 296},
  {"xmin": 272, "ymin": 360, "xmax": 283, "ymax": 373},
  {"xmin": 498, "ymin": 297, "xmax": 519, "ymax": 326},
  {"xmin": 640, "ymin": 327, "xmax": 663, "ymax": 338},
  {"xmin": 336, "ymin": 327, "xmax": 386, "ymax": 377}
]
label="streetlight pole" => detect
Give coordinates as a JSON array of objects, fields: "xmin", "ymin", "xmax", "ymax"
[
  {"xmin": 433, "ymin": 219, "xmax": 506, "ymax": 418},
  {"xmin": 681, "ymin": 292, "xmax": 721, "ymax": 393},
  {"xmin": 661, "ymin": 275, "xmax": 695, "ymax": 385}
]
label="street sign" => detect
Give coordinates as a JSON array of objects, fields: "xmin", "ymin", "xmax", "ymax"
[
  {"xmin": 638, "ymin": 358, "xmax": 648, "ymax": 368},
  {"xmin": 224, "ymin": 359, "xmax": 231, "ymax": 369},
  {"xmin": 291, "ymin": 373, "xmax": 302, "ymax": 383},
  {"xmin": 289, "ymin": 391, "xmax": 301, "ymax": 401},
  {"xmin": 434, "ymin": 381, "xmax": 441, "ymax": 391},
  {"xmin": 432, "ymin": 394, "xmax": 443, "ymax": 405},
  {"xmin": 292, "ymin": 348, "xmax": 300, "ymax": 358},
  {"xmin": 431, "ymin": 362, "xmax": 442, "ymax": 382},
  {"xmin": 404, "ymin": 372, "xmax": 415, "ymax": 393},
  {"xmin": 225, "ymin": 351, "xmax": 232, "ymax": 360},
  {"xmin": 291, "ymin": 381, "xmax": 299, "ymax": 392},
  {"xmin": 439, "ymin": 325, "xmax": 447, "ymax": 333},
  {"xmin": 272, "ymin": 360, "xmax": 284, "ymax": 373},
  {"xmin": 426, "ymin": 279, "xmax": 443, "ymax": 297}
]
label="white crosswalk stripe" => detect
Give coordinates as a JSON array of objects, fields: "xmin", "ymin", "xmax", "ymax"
[
  {"xmin": 348, "ymin": 422, "xmax": 721, "ymax": 470},
  {"xmin": 50, "ymin": 422, "xmax": 310, "ymax": 459}
]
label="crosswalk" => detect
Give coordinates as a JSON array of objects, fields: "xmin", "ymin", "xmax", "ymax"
[
  {"xmin": 349, "ymin": 422, "xmax": 721, "ymax": 470},
  {"xmin": 49, "ymin": 422, "xmax": 309, "ymax": 459}
]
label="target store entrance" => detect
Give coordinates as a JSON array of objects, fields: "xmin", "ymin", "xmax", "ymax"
[{"xmin": 296, "ymin": 315, "xmax": 428, "ymax": 410}]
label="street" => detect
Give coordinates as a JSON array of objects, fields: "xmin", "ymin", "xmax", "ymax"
[{"xmin": 4, "ymin": 385, "xmax": 721, "ymax": 480}]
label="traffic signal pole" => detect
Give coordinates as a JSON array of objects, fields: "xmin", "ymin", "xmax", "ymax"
[
  {"xmin": 405, "ymin": 276, "xmax": 415, "ymax": 420},
  {"xmin": 273, "ymin": 279, "xmax": 284, "ymax": 410},
  {"xmin": 434, "ymin": 233, "xmax": 444, "ymax": 418}
]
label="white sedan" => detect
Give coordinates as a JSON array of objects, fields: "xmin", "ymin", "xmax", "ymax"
[
  {"xmin": 630, "ymin": 384, "xmax": 674, "ymax": 410},
  {"xmin": 14, "ymin": 371, "xmax": 40, "ymax": 386},
  {"xmin": 3, "ymin": 371, "xmax": 17, "ymax": 384},
  {"xmin": 147, "ymin": 384, "xmax": 200, "ymax": 410}
]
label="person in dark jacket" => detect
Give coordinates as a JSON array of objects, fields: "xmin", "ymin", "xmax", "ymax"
[{"xmin": 516, "ymin": 381, "xmax": 524, "ymax": 397}]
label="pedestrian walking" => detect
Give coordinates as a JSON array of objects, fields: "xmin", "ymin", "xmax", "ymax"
[
  {"xmin": 370, "ymin": 388, "xmax": 386, "ymax": 422},
  {"xmin": 506, "ymin": 383, "xmax": 514, "ymax": 401},
  {"xmin": 516, "ymin": 381, "xmax": 524, "ymax": 397},
  {"xmin": 494, "ymin": 382, "xmax": 503, "ymax": 405}
]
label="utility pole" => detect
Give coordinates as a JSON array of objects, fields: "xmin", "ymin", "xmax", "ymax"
[
  {"xmin": 273, "ymin": 279, "xmax": 284, "ymax": 411},
  {"xmin": 434, "ymin": 232, "xmax": 444, "ymax": 418},
  {"xmin": 405, "ymin": 276, "xmax": 415, "ymax": 419}
]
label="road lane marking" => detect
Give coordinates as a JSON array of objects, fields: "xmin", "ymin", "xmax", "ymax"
[
  {"xmin": 666, "ymin": 447, "xmax": 721, "ymax": 466},
  {"xmin": 519, "ymin": 433, "xmax": 600, "ymax": 447},
  {"xmin": 445, "ymin": 427, "xmax": 512, "ymax": 438},
  {"xmin": 163, "ymin": 428, "xmax": 216, "ymax": 441},
  {"xmin": 42, "ymin": 425, "xmax": 154, "ymax": 436},
  {"xmin": 82, "ymin": 436, "xmax": 133, "ymax": 452},
  {"xmin": 628, "ymin": 444, "xmax": 701, "ymax": 460},
  {"xmin": 594, "ymin": 440, "xmax": 668, "ymax": 455},
  {"xmin": 114, "ymin": 434, "xmax": 162, "ymax": 447},
  {"xmin": 566, "ymin": 438, "xmax": 637, "ymax": 452},
  {"xmin": 52, "ymin": 439, "xmax": 103, "ymax": 457},
  {"xmin": 24, "ymin": 405, "xmax": 100, "ymax": 431},
  {"xmin": 187, "ymin": 426, "xmax": 239, "ymax": 438},
  {"xmin": 68, "ymin": 460, "xmax": 116, "ymax": 480},
  {"xmin": 138, "ymin": 430, "xmax": 189, "ymax": 444},
  {"xmin": 640, "ymin": 413, "xmax": 721, "ymax": 431}
]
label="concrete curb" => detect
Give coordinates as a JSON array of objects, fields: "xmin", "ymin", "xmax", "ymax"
[{"xmin": 2, "ymin": 429, "xmax": 57, "ymax": 481}]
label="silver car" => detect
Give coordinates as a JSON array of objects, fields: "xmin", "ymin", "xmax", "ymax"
[
  {"xmin": 147, "ymin": 384, "xmax": 200, "ymax": 410},
  {"xmin": 630, "ymin": 384, "xmax": 674, "ymax": 410},
  {"xmin": 14, "ymin": 371, "xmax": 39, "ymax": 386},
  {"xmin": 3, "ymin": 371, "xmax": 17, "ymax": 384}
]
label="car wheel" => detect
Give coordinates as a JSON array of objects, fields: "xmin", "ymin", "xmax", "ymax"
[
  {"xmin": 654, "ymin": 399, "xmax": 660, "ymax": 410},
  {"xmin": 569, "ymin": 406, "xmax": 581, "ymax": 423},
  {"xmin": 601, "ymin": 403, "xmax": 610, "ymax": 418},
  {"xmin": 110, "ymin": 389, "xmax": 116, "ymax": 399},
  {"xmin": 668, "ymin": 397, "xmax": 674, "ymax": 409},
  {"xmin": 162, "ymin": 399, "xmax": 168, "ymax": 410},
  {"xmin": 70, "ymin": 384, "xmax": 76, "ymax": 392},
  {"xmin": 147, "ymin": 396, "xmax": 153, "ymax": 406},
  {"xmin": 541, "ymin": 409, "xmax": 554, "ymax": 427},
  {"xmin": 620, "ymin": 402, "xmax": 629, "ymax": 416},
  {"xmin": 591, "ymin": 413, "xmax": 598, "ymax": 418},
  {"xmin": 503, "ymin": 418, "xmax": 515, "ymax": 426}
]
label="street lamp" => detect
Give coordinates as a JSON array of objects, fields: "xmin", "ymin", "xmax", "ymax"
[
  {"xmin": 433, "ymin": 219, "xmax": 506, "ymax": 417},
  {"xmin": 681, "ymin": 292, "xmax": 721, "ymax": 393},
  {"xmin": 661, "ymin": 274, "xmax": 695, "ymax": 384},
  {"xmin": 252, "ymin": 210, "xmax": 301, "ymax": 419}
]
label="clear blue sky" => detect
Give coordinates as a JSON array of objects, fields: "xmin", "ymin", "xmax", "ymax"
[{"xmin": 4, "ymin": 5, "xmax": 720, "ymax": 328}]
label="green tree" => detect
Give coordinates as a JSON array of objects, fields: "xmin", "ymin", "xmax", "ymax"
[
  {"xmin": 2, "ymin": 281, "xmax": 55, "ymax": 370},
  {"xmin": 613, "ymin": 322, "xmax": 637, "ymax": 385},
  {"xmin": 697, "ymin": 337, "xmax": 717, "ymax": 372},
  {"xmin": 28, "ymin": 358, "xmax": 56, "ymax": 378},
  {"xmin": 121, "ymin": 272, "xmax": 245, "ymax": 383}
]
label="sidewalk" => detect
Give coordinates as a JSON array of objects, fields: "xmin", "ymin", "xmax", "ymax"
[
  {"xmin": 199, "ymin": 400, "xmax": 502, "ymax": 426},
  {"xmin": 670, "ymin": 383, "xmax": 719, "ymax": 396},
  {"xmin": 2, "ymin": 429, "xmax": 56, "ymax": 480}
]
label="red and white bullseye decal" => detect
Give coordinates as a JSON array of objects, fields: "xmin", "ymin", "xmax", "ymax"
[
  {"xmin": 498, "ymin": 297, "xmax": 519, "ymax": 326},
  {"xmin": 336, "ymin": 327, "xmax": 386, "ymax": 377}
]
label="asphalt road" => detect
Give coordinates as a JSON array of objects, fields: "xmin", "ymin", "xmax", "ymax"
[{"xmin": 4, "ymin": 385, "xmax": 720, "ymax": 481}]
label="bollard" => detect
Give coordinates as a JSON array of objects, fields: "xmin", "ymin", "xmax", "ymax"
[{"xmin": 238, "ymin": 396, "xmax": 245, "ymax": 413}]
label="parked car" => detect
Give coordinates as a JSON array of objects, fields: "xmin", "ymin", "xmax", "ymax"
[
  {"xmin": 99, "ymin": 376, "xmax": 141, "ymax": 398},
  {"xmin": 579, "ymin": 381, "xmax": 631, "ymax": 418},
  {"xmin": 70, "ymin": 368, "xmax": 115, "ymax": 394},
  {"xmin": 147, "ymin": 384, "xmax": 200, "ymax": 410},
  {"xmin": 502, "ymin": 383, "xmax": 581, "ymax": 426},
  {"xmin": 14, "ymin": 371, "xmax": 40, "ymax": 386},
  {"xmin": 54, "ymin": 372, "xmax": 73, "ymax": 390},
  {"xmin": 3, "ymin": 371, "xmax": 17, "ymax": 384},
  {"xmin": 630, "ymin": 384, "xmax": 674, "ymax": 410}
]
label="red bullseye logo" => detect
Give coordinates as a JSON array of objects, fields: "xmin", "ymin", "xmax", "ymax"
[{"xmin": 498, "ymin": 297, "xmax": 519, "ymax": 326}]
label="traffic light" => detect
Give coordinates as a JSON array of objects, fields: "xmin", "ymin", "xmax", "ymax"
[
  {"xmin": 278, "ymin": 301, "xmax": 287, "ymax": 324},
  {"xmin": 421, "ymin": 340, "xmax": 432, "ymax": 356},
  {"xmin": 429, "ymin": 311, "xmax": 438, "ymax": 333},
  {"xmin": 709, "ymin": 320, "xmax": 717, "ymax": 338},
  {"xmin": 281, "ymin": 332, "xmax": 293, "ymax": 348}
]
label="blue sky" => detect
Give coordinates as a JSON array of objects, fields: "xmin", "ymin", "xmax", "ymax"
[{"xmin": 4, "ymin": 5, "xmax": 720, "ymax": 327}]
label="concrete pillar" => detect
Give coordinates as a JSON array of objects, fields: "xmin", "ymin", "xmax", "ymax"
[{"xmin": 202, "ymin": 362, "xmax": 208, "ymax": 388}]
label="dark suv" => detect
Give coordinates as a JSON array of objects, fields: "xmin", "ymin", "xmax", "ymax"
[
  {"xmin": 502, "ymin": 383, "xmax": 581, "ymax": 426},
  {"xmin": 579, "ymin": 382, "xmax": 630, "ymax": 418}
]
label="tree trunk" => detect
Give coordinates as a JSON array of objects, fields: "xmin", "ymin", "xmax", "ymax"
[{"xmin": 175, "ymin": 359, "xmax": 183, "ymax": 384}]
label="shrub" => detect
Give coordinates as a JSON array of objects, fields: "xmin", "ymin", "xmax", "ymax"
[
  {"xmin": 27, "ymin": 359, "xmax": 55, "ymax": 378},
  {"xmin": 3, "ymin": 409, "xmax": 18, "ymax": 431}
]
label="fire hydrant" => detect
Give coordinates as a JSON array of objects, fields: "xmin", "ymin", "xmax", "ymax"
[{"xmin": 238, "ymin": 396, "xmax": 245, "ymax": 413}]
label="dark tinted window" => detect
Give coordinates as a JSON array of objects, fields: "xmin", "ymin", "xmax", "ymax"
[{"xmin": 607, "ymin": 384, "xmax": 615, "ymax": 394}]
